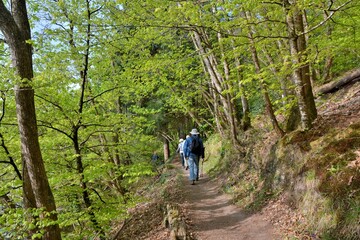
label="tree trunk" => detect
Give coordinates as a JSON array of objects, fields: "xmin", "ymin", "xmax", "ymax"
[
  {"xmin": 217, "ymin": 31, "xmax": 241, "ymax": 140},
  {"xmin": 296, "ymin": 11, "xmax": 317, "ymax": 123},
  {"xmin": 73, "ymin": 129, "xmax": 105, "ymax": 238},
  {"xmin": 315, "ymin": 68, "xmax": 360, "ymax": 95},
  {"xmin": 277, "ymin": 40, "xmax": 292, "ymax": 103},
  {"xmin": 191, "ymin": 29, "xmax": 240, "ymax": 144},
  {"xmin": 244, "ymin": 11, "xmax": 284, "ymax": 137},
  {"xmin": 301, "ymin": 9, "xmax": 317, "ymax": 86},
  {"xmin": 262, "ymin": 43, "xmax": 290, "ymax": 107},
  {"xmin": 284, "ymin": 0, "xmax": 317, "ymax": 130},
  {"xmin": 163, "ymin": 137, "xmax": 170, "ymax": 161},
  {"xmin": 62, "ymin": 1, "xmax": 104, "ymax": 236},
  {"xmin": 194, "ymin": 43, "xmax": 225, "ymax": 137},
  {"xmin": 233, "ymin": 55, "xmax": 251, "ymax": 130},
  {"xmin": 0, "ymin": 1, "xmax": 61, "ymax": 239}
]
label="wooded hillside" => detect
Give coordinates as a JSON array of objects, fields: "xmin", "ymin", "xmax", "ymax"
[{"xmin": 0, "ymin": 0, "xmax": 359, "ymax": 239}]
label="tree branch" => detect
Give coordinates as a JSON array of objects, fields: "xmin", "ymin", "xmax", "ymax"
[
  {"xmin": 83, "ymin": 87, "xmax": 119, "ymax": 104},
  {"xmin": 91, "ymin": 188, "xmax": 106, "ymax": 203},
  {"xmin": 35, "ymin": 93, "xmax": 74, "ymax": 123},
  {"xmin": 302, "ymin": 0, "xmax": 353, "ymax": 35},
  {"xmin": 37, "ymin": 120, "xmax": 74, "ymax": 140}
]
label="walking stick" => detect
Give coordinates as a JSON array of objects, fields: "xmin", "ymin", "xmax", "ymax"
[
  {"xmin": 200, "ymin": 155, "xmax": 210, "ymax": 178},
  {"xmin": 200, "ymin": 158, "xmax": 204, "ymax": 177}
]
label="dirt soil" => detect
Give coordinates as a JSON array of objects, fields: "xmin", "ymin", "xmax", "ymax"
[
  {"xmin": 179, "ymin": 165, "xmax": 280, "ymax": 240},
  {"xmin": 114, "ymin": 160, "xmax": 281, "ymax": 240}
]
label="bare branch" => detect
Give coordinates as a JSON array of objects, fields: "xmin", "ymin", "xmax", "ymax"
[
  {"xmin": 37, "ymin": 120, "xmax": 73, "ymax": 140},
  {"xmin": 83, "ymin": 87, "xmax": 119, "ymax": 104},
  {"xmin": 302, "ymin": 0, "xmax": 353, "ymax": 35},
  {"xmin": 90, "ymin": 188, "xmax": 106, "ymax": 203},
  {"xmin": 35, "ymin": 94, "xmax": 74, "ymax": 123}
]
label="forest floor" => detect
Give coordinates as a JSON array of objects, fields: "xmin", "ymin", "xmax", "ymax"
[
  {"xmin": 176, "ymin": 164, "xmax": 280, "ymax": 240},
  {"xmin": 114, "ymin": 160, "xmax": 281, "ymax": 240},
  {"xmin": 114, "ymin": 81, "xmax": 360, "ymax": 240}
]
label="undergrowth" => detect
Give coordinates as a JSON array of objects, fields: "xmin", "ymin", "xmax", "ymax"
[{"xmin": 203, "ymin": 111, "xmax": 360, "ymax": 239}]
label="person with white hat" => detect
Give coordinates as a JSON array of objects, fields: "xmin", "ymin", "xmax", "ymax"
[
  {"xmin": 176, "ymin": 138, "xmax": 185, "ymax": 168},
  {"xmin": 183, "ymin": 128, "xmax": 205, "ymax": 185},
  {"xmin": 183, "ymin": 135, "xmax": 191, "ymax": 169}
]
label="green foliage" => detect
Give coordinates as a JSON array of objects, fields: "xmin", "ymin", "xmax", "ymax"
[
  {"xmin": 122, "ymin": 162, "xmax": 156, "ymax": 185},
  {"xmin": 0, "ymin": 208, "xmax": 27, "ymax": 239},
  {"xmin": 1, "ymin": 0, "xmax": 360, "ymax": 238}
]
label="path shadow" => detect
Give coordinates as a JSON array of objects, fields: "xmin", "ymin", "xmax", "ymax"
[{"xmin": 176, "ymin": 160, "xmax": 279, "ymax": 240}]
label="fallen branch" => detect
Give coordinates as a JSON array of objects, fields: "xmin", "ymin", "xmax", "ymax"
[{"xmin": 316, "ymin": 68, "xmax": 360, "ymax": 96}]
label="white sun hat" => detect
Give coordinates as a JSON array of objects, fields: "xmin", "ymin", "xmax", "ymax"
[{"xmin": 190, "ymin": 128, "xmax": 199, "ymax": 135}]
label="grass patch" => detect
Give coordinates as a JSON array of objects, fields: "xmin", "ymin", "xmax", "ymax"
[{"xmin": 296, "ymin": 125, "xmax": 360, "ymax": 239}]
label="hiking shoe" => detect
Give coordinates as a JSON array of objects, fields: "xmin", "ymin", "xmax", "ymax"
[
  {"xmin": 185, "ymin": 166, "xmax": 189, "ymax": 170},
  {"xmin": 196, "ymin": 177, "xmax": 199, "ymax": 181},
  {"xmin": 191, "ymin": 180, "xmax": 195, "ymax": 185}
]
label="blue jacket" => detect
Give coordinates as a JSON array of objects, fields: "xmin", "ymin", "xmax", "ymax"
[{"xmin": 184, "ymin": 135, "xmax": 204, "ymax": 159}]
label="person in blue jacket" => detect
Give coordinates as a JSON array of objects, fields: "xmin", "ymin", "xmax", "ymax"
[{"xmin": 183, "ymin": 128, "xmax": 204, "ymax": 185}]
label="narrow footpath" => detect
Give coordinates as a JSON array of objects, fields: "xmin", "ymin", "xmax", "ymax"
[{"xmin": 180, "ymin": 165, "xmax": 280, "ymax": 240}]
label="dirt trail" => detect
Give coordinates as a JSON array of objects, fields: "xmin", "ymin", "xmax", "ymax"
[{"xmin": 180, "ymin": 166, "xmax": 279, "ymax": 240}]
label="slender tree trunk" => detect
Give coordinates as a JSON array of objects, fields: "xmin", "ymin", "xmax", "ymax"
[
  {"xmin": 301, "ymin": 10, "xmax": 316, "ymax": 86},
  {"xmin": 0, "ymin": 1, "xmax": 61, "ymax": 239},
  {"xmin": 217, "ymin": 31, "xmax": 241, "ymax": 138},
  {"xmin": 111, "ymin": 132, "xmax": 128, "ymax": 196},
  {"xmin": 244, "ymin": 11, "xmax": 284, "ymax": 137},
  {"xmin": 261, "ymin": 44, "xmax": 290, "ymax": 107},
  {"xmin": 284, "ymin": 0, "xmax": 317, "ymax": 130},
  {"xmin": 61, "ymin": 1, "xmax": 104, "ymax": 237},
  {"xmin": 194, "ymin": 44, "xmax": 225, "ymax": 136},
  {"xmin": 277, "ymin": 40, "xmax": 292, "ymax": 101},
  {"xmin": 191, "ymin": 29, "xmax": 239, "ymax": 144},
  {"xmin": 296, "ymin": 11, "xmax": 317, "ymax": 122},
  {"xmin": 233, "ymin": 55, "xmax": 251, "ymax": 130},
  {"xmin": 163, "ymin": 137, "xmax": 170, "ymax": 161},
  {"xmin": 85, "ymin": 90, "xmax": 128, "ymax": 197},
  {"xmin": 73, "ymin": 129, "xmax": 105, "ymax": 238},
  {"xmin": 272, "ymin": 40, "xmax": 301, "ymax": 132},
  {"xmin": 260, "ymin": 14, "xmax": 291, "ymax": 107},
  {"xmin": 321, "ymin": 4, "xmax": 334, "ymax": 82}
]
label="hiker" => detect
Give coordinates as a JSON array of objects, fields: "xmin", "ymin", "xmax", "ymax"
[
  {"xmin": 184, "ymin": 128, "xmax": 204, "ymax": 185},
  {"xmin": 151, "ymin": 151, "xmax": 161, "ymax": 168},
  {"xmin": 176, "ymin": 138, "xmax": 185, "ymax": 168},
  {"xmin": 183, "ymin": 135, "xmax": 190, "ymax": 169}
]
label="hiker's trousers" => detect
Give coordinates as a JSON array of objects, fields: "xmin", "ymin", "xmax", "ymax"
[{"xmin": 188, "ymin": 153, "xmax": 199, "ymax": 181}]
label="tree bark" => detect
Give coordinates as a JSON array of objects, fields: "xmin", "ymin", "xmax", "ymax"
[
  {"xmin": 163, "ymin": 137, "xmax": 170, "ymax": 161},
  {"xmin": 315, "ymin": 68, "xmax": 360, "ymax": 95},
  {"xmin": 193, "ymin": 42, "xmax": 225, "ymax": 137},
  {"xmin": 0, "ymin": 1, "xmax": 61, "ymax": 239},
  {"xmin": 63, "ymin": 0, "xmax": 105, "ymax": 237},
  {"xmin": 284, "ymin": 0, "xmax": 317, "ymax": 130},
  {"xmin": 233, "ymin": 55, "xmax": 251, "ymax": 130},
  {"xmin": 72, "ymin": 128, "xmax": 104, "ymax": 237},
  {"xmin": 191, "ymin": 29, "xmax": 240, "ymax": 145}
]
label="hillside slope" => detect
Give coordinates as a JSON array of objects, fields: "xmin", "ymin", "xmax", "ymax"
[
  {"xmin": 227, "ymin": 80, "xmax": 360, "ymax": 239},
  {"xmin": 183, "ymin": 79, "xmax": 360, "ymax": 239},
  {"xmin": 112, "ymin": 81, "xmax": 359, "ymax": 239}
]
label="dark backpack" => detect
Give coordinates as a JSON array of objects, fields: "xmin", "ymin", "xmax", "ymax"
[{"xmin": 190, "ymin": 137, "xmax": 201, "ymax": 154}]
